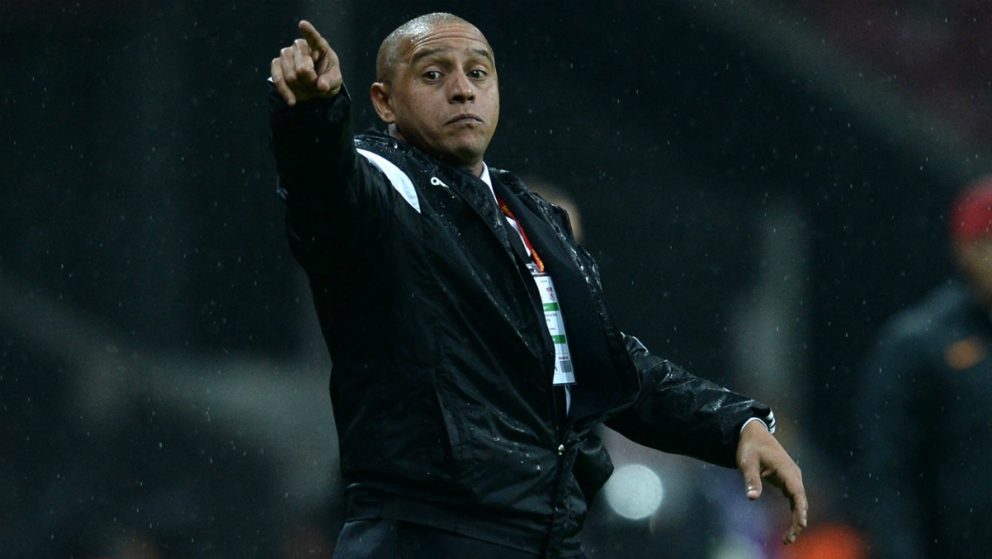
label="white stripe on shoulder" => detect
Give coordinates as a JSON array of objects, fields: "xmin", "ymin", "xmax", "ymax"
[{"xmin": 356, "ymin": 148, "xmax": 421, "ymax": 214}]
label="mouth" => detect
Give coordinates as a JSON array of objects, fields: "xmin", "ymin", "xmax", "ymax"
[{"xmin": 445, "ymin": 113, "xmax": 484, "ymax": 125}]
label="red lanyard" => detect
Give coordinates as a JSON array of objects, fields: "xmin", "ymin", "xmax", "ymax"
[{"xmin": 497, "ymin": 196, "xmax": 546, "ymax": 274}]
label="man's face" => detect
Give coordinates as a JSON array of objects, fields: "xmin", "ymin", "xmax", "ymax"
[{"xmin": 373, "ymin": 22, "xmax": 499, "ymax": 170}]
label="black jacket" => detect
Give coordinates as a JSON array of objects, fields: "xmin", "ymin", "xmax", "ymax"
[
  {"xmin": 270, "ymin": 88, "xmax": 774, "ymax": 556},
  {"xmin": 855, "ymin": 280, "xmax": 992, "ymax": 559}
]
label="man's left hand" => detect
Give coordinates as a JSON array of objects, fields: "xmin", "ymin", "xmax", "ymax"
[{"xmin": 736, "ymin": 420, "xmax": 808, "ymax": 545}]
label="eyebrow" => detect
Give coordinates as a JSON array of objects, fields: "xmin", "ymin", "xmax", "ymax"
[{"xmin": 410, "ymin": 46, "xmax": 494, "ymax": 66}]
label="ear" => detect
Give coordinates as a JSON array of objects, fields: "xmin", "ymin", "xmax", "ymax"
[{"xmin": 370, "ymin": 82, "xmax": 395, "ymax": 123}]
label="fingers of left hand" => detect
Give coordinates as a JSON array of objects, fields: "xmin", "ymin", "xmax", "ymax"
[{"xmin": 768, "ymin": 462, "xmax": 807, "ymax": 544}]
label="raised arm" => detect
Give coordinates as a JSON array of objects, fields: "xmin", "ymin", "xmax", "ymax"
[{"xmin": 268, "ymin": 21, "xmax": 393, "ymax": 274}]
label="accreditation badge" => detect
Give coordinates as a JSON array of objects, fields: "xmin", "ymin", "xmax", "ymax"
[{"xmin": 534, "ymin": 273, "xmax": 576, "ymax": 386}]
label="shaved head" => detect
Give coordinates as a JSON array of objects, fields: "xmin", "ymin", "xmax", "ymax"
[
  {"xmin": 376, "ymin": 12, "xmax": 487, "ymax": 82},
  {"xmin": 368, "ymin": 12, "xmax": 499, "ymax": 175}
]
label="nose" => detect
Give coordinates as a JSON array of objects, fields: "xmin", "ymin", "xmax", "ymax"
[{"xmin": 448, "ymin": 73, "xmax": 475, "ymax": 103}]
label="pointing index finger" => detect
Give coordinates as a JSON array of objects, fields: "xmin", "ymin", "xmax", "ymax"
[{"xmin": 298, "ymin": 20, "xmax": 329, "ymax": 55}]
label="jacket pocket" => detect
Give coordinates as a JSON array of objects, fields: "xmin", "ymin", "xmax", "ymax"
[{"xmin": 432, "ymin": 376, "xmax": 551, "ymax": 504}]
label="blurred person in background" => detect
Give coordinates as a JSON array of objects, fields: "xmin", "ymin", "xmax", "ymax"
[
  {"xmin": 855, "ymin": 175, "xmax": 992, "ymax": 559},
  {"xmin": 269, "ymin": 13, "xmax": 806, "ymax": 559}
]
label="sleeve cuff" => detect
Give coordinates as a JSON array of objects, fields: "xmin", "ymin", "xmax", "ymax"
[{"xmin": 740, "ymin": 413, "xmax": 776, "ymax": 435}]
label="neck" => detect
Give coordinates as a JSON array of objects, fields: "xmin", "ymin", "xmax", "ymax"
[
  {"xmin": 463, "ymin": 160, "xmax": 484, "ymax": 177},
  {"xmin": 386, "ymin": 124, "xmax": 484, "ymax": 177}
]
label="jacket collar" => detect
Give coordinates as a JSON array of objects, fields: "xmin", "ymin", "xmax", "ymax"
[{"xmin": 361, "ymin": 131, "xmax": 523, "ymax": 261}]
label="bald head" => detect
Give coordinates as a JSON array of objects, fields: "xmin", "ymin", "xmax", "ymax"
[
  {"xmin": 376, "ymin": 13, "xmax": 488, "ymax": 82},
  {"xmin": 368, "ymin": 12, "xmax": 499, "ymax": 175}
]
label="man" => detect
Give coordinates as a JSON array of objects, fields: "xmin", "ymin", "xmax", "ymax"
[
  {"xmin": 855, "ymin": 177, "xmax": 992, "ymax": 559},
  {"xmin": 269, "ymin": 14, "xmax": 806, "ymax": 558}
]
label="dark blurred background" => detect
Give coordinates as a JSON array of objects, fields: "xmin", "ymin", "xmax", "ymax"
[{"xmin": 3, "ymin": 0, "xmax": 990, "ymax": 557}]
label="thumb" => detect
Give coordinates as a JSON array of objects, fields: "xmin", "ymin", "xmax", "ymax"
[
  {"xmin": 745, "ymin": 474, "xmax": 763, "ymax": 500},
  {"xmin": 739, "ymin": 454, "xmax": 763, "ymax": 500}
]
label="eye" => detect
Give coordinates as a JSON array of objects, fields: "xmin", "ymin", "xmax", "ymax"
[
  {"xmin": 423, "ymin": 70, "xmax": 442, "ymax": 82},
  {"xmin": 468, "ymin": 69, "xmax": 488, "ymax": 79}
]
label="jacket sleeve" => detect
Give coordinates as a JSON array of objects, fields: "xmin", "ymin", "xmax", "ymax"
[
  {"xmin": 269, "ymin": 86, "xmax": 393, "ymax": 274},
  {"xmin": 853, "ymin": 321, "xmax": 931, "ymax": 559},
  {"xmin": 605, "ymin": 335, "xmax": 775, "ymax": 468}
]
